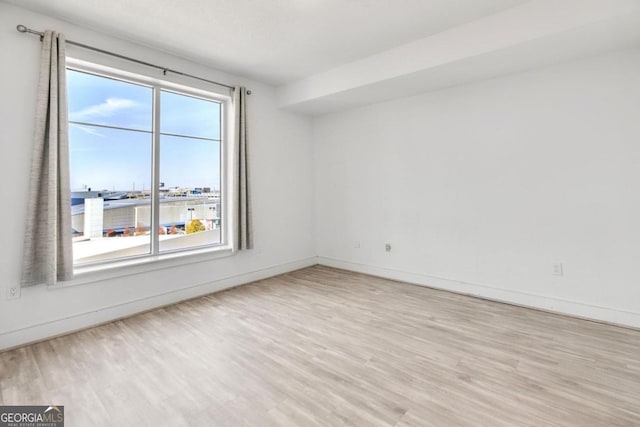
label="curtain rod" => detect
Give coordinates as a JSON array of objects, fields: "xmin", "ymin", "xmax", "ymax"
[{"xmin": 16, "ymin": 24, "xmax": 246, "ymax": 93}]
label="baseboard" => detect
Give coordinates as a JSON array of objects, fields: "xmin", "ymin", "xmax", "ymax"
[
  {"xmin": 6, "ymin": 255, "xmax": 638, "ymax": 351},
  {"xmin": 317, "ymin": 257, "xmax": 640, "ymax": 330},
  {"xmin": 0, "ymin": 257, "xmax": 318, "ymax": 351}
]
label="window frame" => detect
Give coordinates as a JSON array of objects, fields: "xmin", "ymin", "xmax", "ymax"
[{"xmin": 64, "ymin": 58, "xmax": 234, "ymax": 284}]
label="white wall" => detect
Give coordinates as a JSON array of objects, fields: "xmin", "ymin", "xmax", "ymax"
[
  {"xmin": 314, "ymin": 49, "xmax": 640, "ymax": 328},
  {"xmin": 0, "ymin": 3, "xmax": 316, "ymax": 349}
]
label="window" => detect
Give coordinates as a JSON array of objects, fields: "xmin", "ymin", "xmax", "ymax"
[{"xmin": 67, "ymin": 65, "xmax": 226, "ymax": 266}]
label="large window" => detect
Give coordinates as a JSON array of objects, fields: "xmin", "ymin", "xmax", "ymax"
[{"xmin": 67, "ymin": 66, "xmax": 225, "ymax": 265}]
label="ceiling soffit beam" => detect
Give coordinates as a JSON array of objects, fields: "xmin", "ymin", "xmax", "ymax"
[{"xmin": 277, "ymin": 0, "xmax": 640, "ymax": 114}]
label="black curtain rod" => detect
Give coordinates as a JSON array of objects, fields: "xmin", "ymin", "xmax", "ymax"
[{"xmin": 16, "ymin": 24, "xmax": 245, "ymax": 93}]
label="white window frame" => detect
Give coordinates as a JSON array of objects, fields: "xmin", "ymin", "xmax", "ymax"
[{"xmin": 61, "ymin": 58, "xmax": 234, "ymax": 287}]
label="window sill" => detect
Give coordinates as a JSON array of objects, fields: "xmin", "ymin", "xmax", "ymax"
[{"xmin": 49, "ymin": 245, "xmax": 234, "ymax": 290}]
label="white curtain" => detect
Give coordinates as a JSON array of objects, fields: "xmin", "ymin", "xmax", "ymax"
[
  {"xmin": 22, "ymin": 31, "xmax": 73, "ymax": 286},
  {"xmin": 234, "ymin": 87, "xmax": 253, "ymax": 250}
]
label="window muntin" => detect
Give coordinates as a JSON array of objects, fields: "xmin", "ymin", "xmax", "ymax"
[{"xmin": 67, "ymin": 67, "xmax": 225, "ymax": 266}]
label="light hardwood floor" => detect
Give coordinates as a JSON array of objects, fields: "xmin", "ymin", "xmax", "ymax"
[{"xmin": 1, "ymin": 265, "xmax": 640, "ymax": 426}]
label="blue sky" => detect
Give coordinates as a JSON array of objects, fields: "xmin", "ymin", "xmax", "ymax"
[{"xmin": 67, "ymin": 70, "xmax": 221, "ymax": 192}]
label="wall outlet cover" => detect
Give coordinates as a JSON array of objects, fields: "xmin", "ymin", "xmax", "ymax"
[
  {"xmin": 7, "ymin": 286, "xmax": 20, "ymax": 300},
  {"xmin": 552, "ymin": 263, "xmax": 563, "ymax": 277}
]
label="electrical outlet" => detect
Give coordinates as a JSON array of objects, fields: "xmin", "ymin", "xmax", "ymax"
[
  {"xmin": 552, "ymin": 262, "xmax": 563, "ymax": 277},
  {"xmin": 385, "ymin": 243, "xmax": 392, "ymax": 252},
  {"xmin": 7, "ymin": 286, "xmax": 20, "ymax": 300},
  {"xmin": 354, "ymin": 241, "xmax": 360, "ymax": 249}
]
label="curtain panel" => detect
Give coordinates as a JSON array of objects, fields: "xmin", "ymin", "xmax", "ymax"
[
  {"xmin": 22, "ymin": 30, "xmax": 73, "ymax": 286},
  {"xmin": 234, "ymin": 86, "xmax": 253, "ymax": 250}
]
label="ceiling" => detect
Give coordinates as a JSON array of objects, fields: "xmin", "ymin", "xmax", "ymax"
[
  {"xmin": 5, "ymin": 0, "xmax": 640, "ymax": 115},
  {"xmin": 5, "ymin": 0, "xmax": 527, "ymax": 85}
]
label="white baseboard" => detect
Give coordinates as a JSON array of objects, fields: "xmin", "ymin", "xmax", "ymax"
[
  {"xmin": 317, "ymin": 257, "xmax": 640, "ymax": 330},
  {"xmin": 5, "ymin": 255, "xmax": 638, "ymax": 351},
  {"xmin": 0, "ymin": 257, "xmax": 318, "ymax": 351}
]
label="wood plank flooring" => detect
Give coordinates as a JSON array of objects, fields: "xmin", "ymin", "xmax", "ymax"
[{"xmin": 1, "ymin": 265, "xmax": 640, "ymax": 426}]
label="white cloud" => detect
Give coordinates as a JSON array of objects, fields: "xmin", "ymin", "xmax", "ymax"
[{"xmin": 70, "ymin": 98, "xmax": 138, "ymax": 122}]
